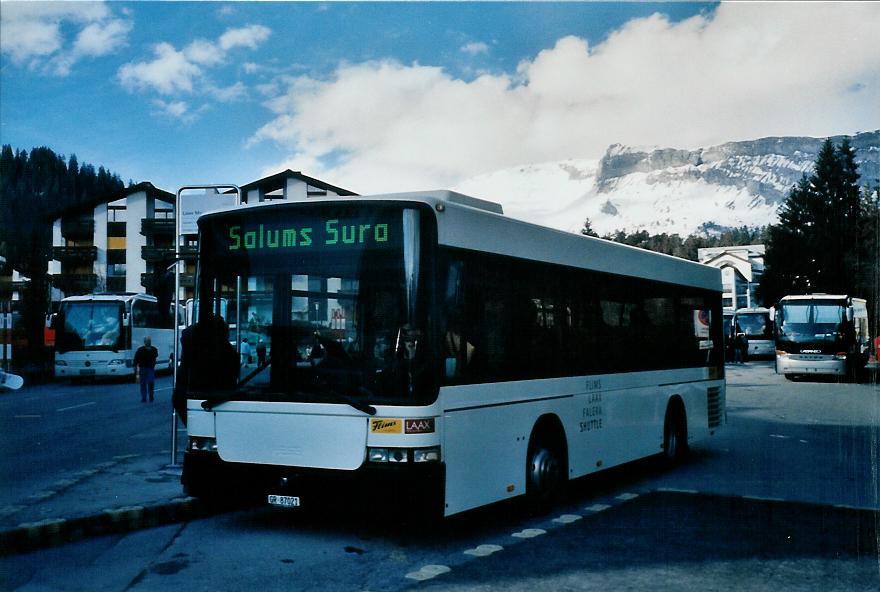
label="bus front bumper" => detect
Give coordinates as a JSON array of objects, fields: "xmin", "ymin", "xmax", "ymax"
[
  {"xmin": 183, "ymin": 449, "xmax": 446, "ymax": 516},
  {"xmin": 776, "ymin": 354, "xmax": 845, "ymax": 376}
]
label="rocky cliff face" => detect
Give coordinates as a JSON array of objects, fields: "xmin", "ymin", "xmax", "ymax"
[
  {"xmin": 596, "ymin": 131, "xmax": 880, "ymax": 204},
  {"xmin": 455, "ymin": 130, "xmax": 879, "ymax": 237}
]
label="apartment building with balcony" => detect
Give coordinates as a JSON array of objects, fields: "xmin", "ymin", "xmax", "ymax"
[
  {"xmin": 48, "ymin": 171, "xmax": 357, "ymax": 305},
  {"xmin": 49, "ymin": 182, "xmax": 176, "ymax": 303}
]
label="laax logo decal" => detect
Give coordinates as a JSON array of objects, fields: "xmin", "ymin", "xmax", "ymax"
[
  {"xmin": 405, "ymin": 418, "xmax": 435, "ymax": 434},
  {"xmin": 370, "ymin": 419, "xmax": 402, "ymax": 434}
]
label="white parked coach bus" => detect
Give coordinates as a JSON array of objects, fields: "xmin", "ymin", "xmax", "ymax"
[
  {"xmin": 772, "ymin": 294, "xmax": 871, "ymax": 380},
  {"xmin": 733, "ymin": 307, "xmax": 774, "ymax": 359},
  {"xmin": 54, "ymin": 293, "xmax": 182, "ymax": 379},
  {"xmin": 179, "ymin": 191, "xmax": 726, "ymax": 517}
]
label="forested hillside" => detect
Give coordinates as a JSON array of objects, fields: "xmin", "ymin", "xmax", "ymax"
[{"xmin": 0, "ymin": 145, "xmax": 129, "ymax": 373}]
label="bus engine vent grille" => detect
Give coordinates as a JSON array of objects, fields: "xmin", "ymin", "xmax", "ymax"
[{"xmin": 707, "ymin": 387, "xmax": 723, "ymax": 428}]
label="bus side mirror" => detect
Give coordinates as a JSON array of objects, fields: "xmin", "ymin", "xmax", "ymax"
[
  {"xmin": 846, "ymin": 307, "xmax": 854, "ymax": 322},
  {"xmin": 48, "ymin": 313, "xmax": 58, "ymax": 329},
  {"xmin": 768, "ymin": 308, "xmax": 775, "ymax": 322}
]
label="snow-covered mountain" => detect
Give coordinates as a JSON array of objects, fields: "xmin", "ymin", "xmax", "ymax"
[{"xmin": 454, "ymin": 131, "xmax": 879, "ymax": 237}]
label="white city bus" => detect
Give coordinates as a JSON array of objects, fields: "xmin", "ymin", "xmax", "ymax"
[
  {"xmin": 54, "ymin": 293, "xmax": 182, "ymax": 379},
  {"xmin": 179, "ymin": 191, "xmax": 726, "ymax": 517},
  {"xmin": 733, "ymin": 307, "xmax": 774, "ymax": 359}
]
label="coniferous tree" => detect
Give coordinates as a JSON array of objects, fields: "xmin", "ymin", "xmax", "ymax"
[
  {"xmin": 759, "ymin": 138, "xmax": 869, "ymax": 305},
  {"xmin": 584, "ymin": 222, "xmax": 766, "ymax": 261},
  {"xmin": 580, "ymin": 218, "xmax": 599, "ymax": 237}
]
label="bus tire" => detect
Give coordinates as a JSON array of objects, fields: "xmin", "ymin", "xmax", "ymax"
[
  {"xmin": 662, "ymin": 399, "xmax": 689, "ymax": 467},
  {"xmin": 526, "ymin": 417, "xmax": 567, "ymax": 512}
]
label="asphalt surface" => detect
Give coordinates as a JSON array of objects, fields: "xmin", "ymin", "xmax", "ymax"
[
  {"xmin": 0, "ymin": 439, "xmax": 197, "ymax": 554},
  {"xmin": 1, "ymin": 361, "xmax": 878, "ymax": 557}
]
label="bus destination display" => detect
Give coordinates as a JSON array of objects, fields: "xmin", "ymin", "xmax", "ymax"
[{"xmin": 224, "ymin": 217, "xmax": 399, "ymax": 253}]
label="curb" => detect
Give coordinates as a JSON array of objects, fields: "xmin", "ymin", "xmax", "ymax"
[{"xmin": 0, "ymin": 496, "xmax": 211, "ymax": 556}]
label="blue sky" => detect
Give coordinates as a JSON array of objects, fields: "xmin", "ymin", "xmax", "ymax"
[{"xmin": 1, "ymin": 1, "xmax": 878, "ymax": 196}]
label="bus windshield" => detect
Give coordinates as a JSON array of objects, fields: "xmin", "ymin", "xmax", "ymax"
[
  {"xmin": 778, "ymin": 302, "xmax": 845, "ymax": 342},
  {"xmin": 735, "ymin": 312, "xmax": 772, "ymax": 338},
  {"xmin": 186, "ymin": 203, "xmax": 436, "ymax": 406},
  {"xmin": 56, "ymin": 301, "xmax": 124, "ymax": 352}
]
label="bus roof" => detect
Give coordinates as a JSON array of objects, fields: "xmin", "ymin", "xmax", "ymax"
[
  {"xmin": 61, "ymin": 293, "xmax": 157, "ymax": 304},
  {"xmin": 778, "ymin": 294, "xmax": 851, "ymax": 302},
  {"xmin": 198, "ymin": 190, "xmax": 721, "ymax": 292},
  {"xmin": 734, "ymin": 307, "xmax": 770, "ymax": 314}
]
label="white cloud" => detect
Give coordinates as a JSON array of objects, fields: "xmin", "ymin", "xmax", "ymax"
[
  {"xmin": 184, "ymin": 39, "xmax": 225, "ymax": 67},
  {"xmin": 219, "ymin": 25, "xmax": 272, "ymax": 51},
  {"xmin": 253, "ymin": 3, "xmax": 880, "ymax": 194},
  {"xmin": 0, "ymin": 1, "xmax": 130, "ymax": 75},
  {"xmin": 152, "ymin": 99, "xmax": 191, "ymax": 120},
  {"xmin": 150, "ymin": 98, "xmax": 212, "ymax": 124},
  {"xmin": 461, "ymin": 42, "xmax": 490, "ymax": 56},
  {"xmin": 209, "ymin": 82, "xmax": 248, "ymax": 102},
  {"xmin": 73, "ymin": 19, "xmax": 132, "ymax": 57},
  {"xmin": 118, "ymin": 24, "xmax": 272, "ymax": 97},
  {"xmin": 119, "ymin": 43, "xmax": 202, "ymax": 95}
]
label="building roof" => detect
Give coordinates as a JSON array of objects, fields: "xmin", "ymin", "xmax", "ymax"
[
  {"xmin": 56, "ymin": 181, "xmax": 174, "ymax": 219},
  {"xmin": 240, "ymin": 169, "xmax": 358, "ymax": 197}
]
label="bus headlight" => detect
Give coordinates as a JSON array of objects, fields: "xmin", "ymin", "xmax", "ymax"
[
  {"xmin": 188, "ymin": 436, "xmax": 218, "ymax": 452},
  {"xmin": 108, "ymin": 359, "xmax": 125, "ymax": 366},
  {"xmin": 368, "ymin": 447, "xmax": 440, "ymax": 463},
  {"xmin": 370, "ymin": 448, "xmax": 408, "ymax": 463},
  {"xmin": 368, "ymin": 447, "xmax": 390, "ymax": 462},
  {"xmin": 834, "ymin": 352, "xmax": 847, "ymax": 360},
  {"xmin": 413, "ymin": 447, "xmax": 441, "ymax": 463},
  {"xmin": 55, "ymin": 360, "xmax": 67, "ymax": 366}
]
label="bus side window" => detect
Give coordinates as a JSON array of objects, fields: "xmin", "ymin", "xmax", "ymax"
[
  {"xmin": 131, "ymin": 302, "xmax": 145, "ymax": 328},
  {"xmin": 441, "ymin": 257, "xmax": 466, "ymax": 382}
]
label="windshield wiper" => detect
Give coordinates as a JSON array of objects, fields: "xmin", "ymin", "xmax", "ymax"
[
  {"xmin": 201, "ymin": 382, "xmax": 377, "ymax": 416},
  {"xmin": 200, "ymin": 388, "xmax": 241, "ymax": 411},
  {"xmin": 341, "ymin": 390, "xmax": 378, "ymax": 416},
  {"xmin": 300, "ymin": 382, "xmax": 377, "ymax": 416}
]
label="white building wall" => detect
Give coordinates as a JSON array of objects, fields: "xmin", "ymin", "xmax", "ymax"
[
  {"xmin": 247, "ymin": 188, "xmax": 263, "ymax": 203},
  {"xmin": 126, "ymin": 191, "xmax": 149, "ymax": 294},
  {"xmin": 11, "ymin": 270, "xmax": 27, "ymax": 302},
  {"xmin": 285, "ymin": 178, "xmax": 308, "ymax": 201},
  {"xmin": 93, "ymin": 203, "xmax": 108, "ymax": 292},
  {"xmin": 49, "ymin": 219, "xmax": 62, "ymax": 275}
]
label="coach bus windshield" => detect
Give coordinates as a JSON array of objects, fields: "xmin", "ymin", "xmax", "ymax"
[
  {"xmin": 56, "ymin": 301, "xmax": 124, "ymax": 353},
  {"xmin": 187, "ymin": 203, "xmax": 436, "ymax": 407},
  {"xmin": 777, "ymin": 301, "xmax": 845, "ymax": 344},
  {"xmin": 735, "ymin": 311, "xmax": 772, "ymax": 339}
]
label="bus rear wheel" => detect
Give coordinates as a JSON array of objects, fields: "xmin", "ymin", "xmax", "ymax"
[{"xmin": 662, "ymin": 402, "xmax": 689, "ymax": 466}]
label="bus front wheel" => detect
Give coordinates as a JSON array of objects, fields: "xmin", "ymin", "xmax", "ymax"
[{"xmin": 526, "ymin": 421, "xmax": 567, "ymax": 511}]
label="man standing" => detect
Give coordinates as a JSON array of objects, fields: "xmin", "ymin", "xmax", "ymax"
[
  {"xmin": 134, "ymin": 335, "xmax": 159, "ymax": 402},
  {"xmin": 256, "ymin": 338, "xmax": 267, "ymax": 367}
]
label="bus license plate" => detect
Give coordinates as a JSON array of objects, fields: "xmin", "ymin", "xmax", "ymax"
[
  {"xmin": 268, "ymin": 494, "xmax": 300, "ymax": 508},
  {"xmin": 79, "ymin": 369, "xmax": 96, "ymax": 375}
]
